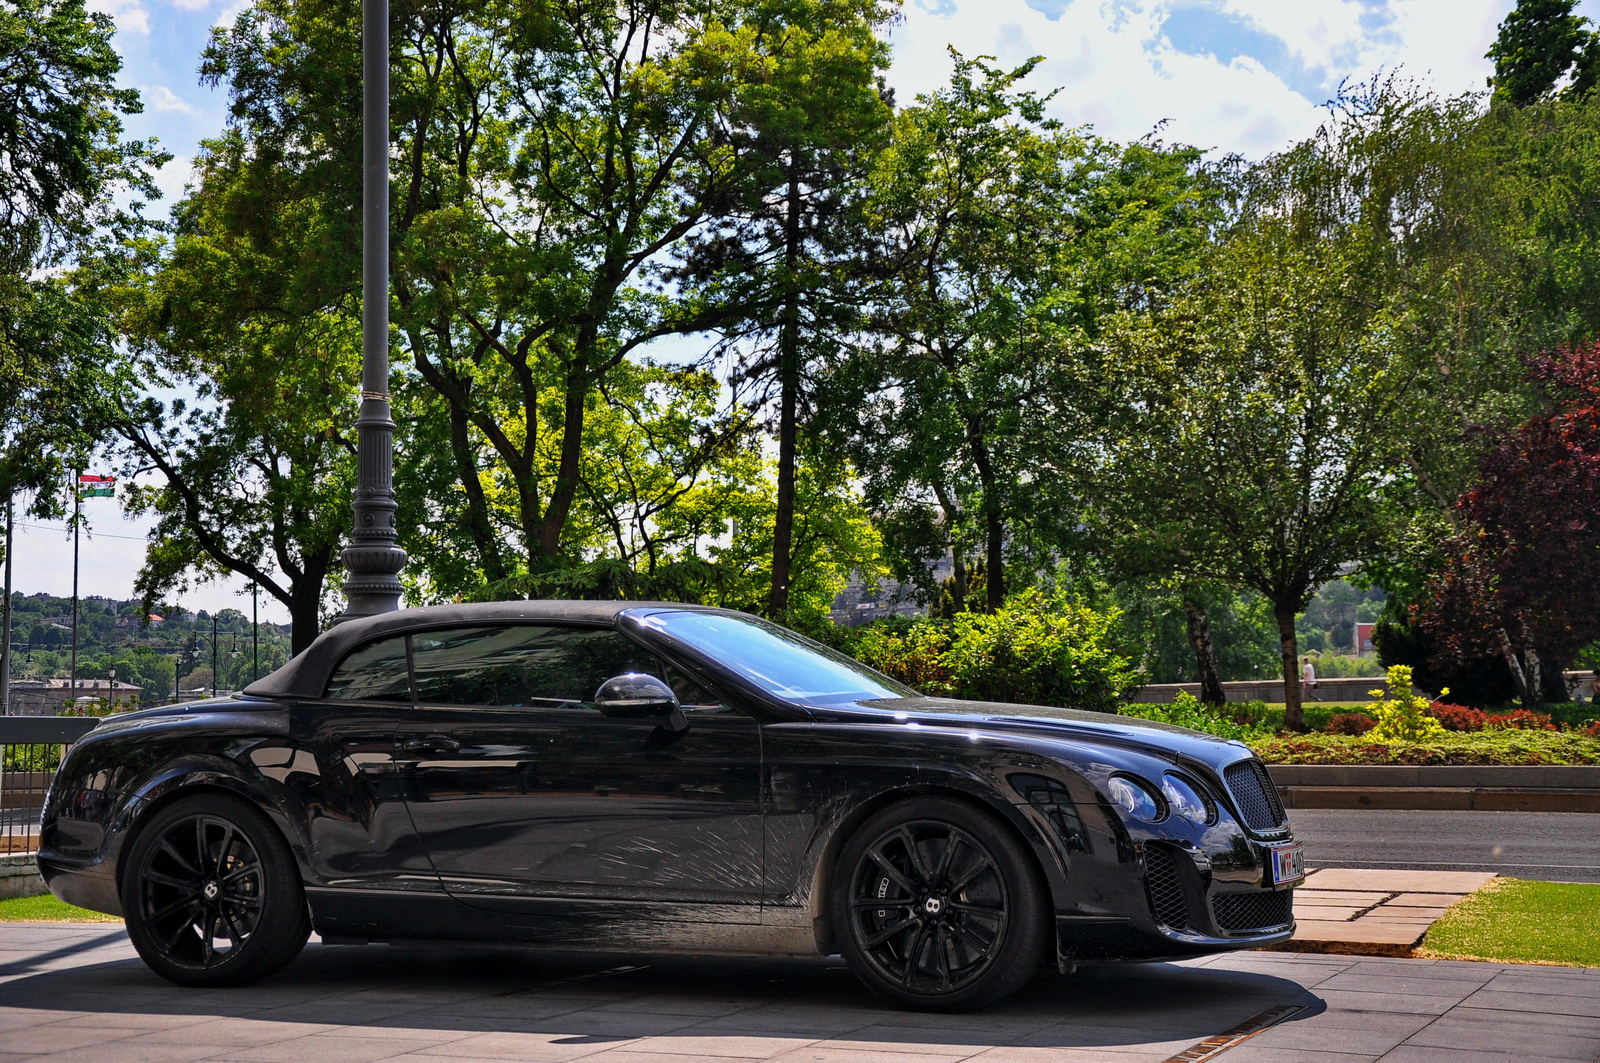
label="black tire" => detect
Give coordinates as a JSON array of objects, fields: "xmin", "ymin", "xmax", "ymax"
[
  {"xmin": 120, "ymin": 792, "xmax": 311, "ymax": 987},
  {"xmin": 831, "ymin": 797, "xmax": 1048, "ymax": 1010}
]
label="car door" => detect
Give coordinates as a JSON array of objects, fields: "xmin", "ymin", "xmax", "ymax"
[
  {"xmin": 286, "ymin": 634, "xmax": 439, "ymax": 893},
  {"xmin": 395, "ymin": 623, "xmax": 764, "ymax": 922}
]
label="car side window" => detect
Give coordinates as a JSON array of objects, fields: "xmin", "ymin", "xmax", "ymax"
[
  {"xmin": 324, "ymin": 636, "xmax": 413, "ymax": 701},
  {"xmin": 409, "ymin": 625, "xmax": 661, "ymax": 708}
]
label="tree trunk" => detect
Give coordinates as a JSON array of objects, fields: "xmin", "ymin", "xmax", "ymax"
[
  {"xmin": 932, "ymin": 484, "xmax": 965, "ymax": 615},
  {"xmin": 447, "ymin": 402, "xmax": 506, "ymax": 584},
  {"xmin": 1183, "ymin": 597, "xmax": 1227, "ymax": 706},
  {"xmin": 768, "ymin": 160, "xmax": 803, "ymax": 620},
  {"xmin": 967, "ymin": 430, "xmax": 1004, "ymax": 612},
  {"xmin": 1492, "ymin": 627, "xmax": 1536, "ymax": 705},
  {"xmin": 1275, "ymin": 601, "xmax": 1305, "ymax": 731},
  {"xmin": 1522, "ymin": 646, "xmax": 1545, "ymax": 709},
  {"xmin": 287, "ymin": 550, "xmax": 333, "ymax": 657}
]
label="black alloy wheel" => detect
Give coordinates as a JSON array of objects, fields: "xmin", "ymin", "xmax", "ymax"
[
  {"xmin": 833, "ymin": 798, "xmax": 1047, "ymax": 1010},
  {"xmin": 122, "ymin": 794, "xmax": 310, "ymax": 987}
]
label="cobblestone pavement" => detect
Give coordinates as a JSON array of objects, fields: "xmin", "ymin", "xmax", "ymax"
[{"xmin": 1, "ymin": 924, "xmax": 1597, "ymax": 1063}]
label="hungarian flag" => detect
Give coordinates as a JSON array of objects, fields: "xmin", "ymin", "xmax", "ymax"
[{"xmin": 78, "ymin": 474, "xmax": 115, "ymax": 498}]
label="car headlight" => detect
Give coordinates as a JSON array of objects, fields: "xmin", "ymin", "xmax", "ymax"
[
  {"xmin": 1162, "ymin": 774, "xmax": 1214, "ymax": 825},
  {"xmin": 1106, "ymin": 775, "xmax": 1163, "ymax": 822}
]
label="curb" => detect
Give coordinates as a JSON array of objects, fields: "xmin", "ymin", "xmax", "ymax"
[
  {"xmin": 0, "ymin": 854, "xmax": 46, "ymax": 901},
  {"xmin": 1266, "ymin": 765, "xmax": 1600, "ymax": 813}
]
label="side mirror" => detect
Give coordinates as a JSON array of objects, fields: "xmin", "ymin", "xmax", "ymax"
[{"xmin": 593, "ymin": 673, "xmax": 681, "ymax": 720}]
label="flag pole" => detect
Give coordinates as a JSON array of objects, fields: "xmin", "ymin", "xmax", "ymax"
[
  {"xmin": 1, "ymin": 495, "xmax": 13, "ymax": 716},
  {"xmin": 70, "ymin": 474, "xmax": 80, "ymax": 707}
]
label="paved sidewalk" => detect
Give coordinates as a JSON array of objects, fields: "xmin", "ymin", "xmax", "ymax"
[
  {"xmin": 1, "ymin": 923, "xmax": 1597, "ymax": 1062},
  {"xmin": 1278, "ymin": 868, "xmax": 1497, "ymax": 956}
]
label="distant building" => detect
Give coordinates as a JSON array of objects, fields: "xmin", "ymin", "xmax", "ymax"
[
  {"xmin": 829, "ymin": 555, "xmax": 955, "ymax": 627},
  {"xmin": 1354, "ymin": 622, "xmax": 1376, "ymax": 655},
  {"xmin": 4, "ymin": 679, "xmax": 144, "ymax": 717}
]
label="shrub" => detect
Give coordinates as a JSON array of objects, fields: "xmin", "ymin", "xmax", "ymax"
[
  {"xmin": 1251, "ymin": 730, "xmax": 1600, "ymax": 765},
  {"xmin": 1367, "ymin": 665, "xmax": 1449, "ymax": 742},
  {"xmin": 1429, "ymin": 703, "xmax": 1488, "ymax": 731},
  {"xmin": 1482, "ymin": 709, "xmax": 1557, "ymax": 731},
  {"xmin": 848, "ymin": 589, "xmax": 1140, "ymax": 712},
  {"xmin": 1120, "ymin": 691, "xmax": 1273, "ymax": 742},
  {"xmin": 1326, "ymin": 713, "xmax": 1377, "ymax": 735},
  {"xmin": 943, "ymin": 589, "xmax": 1141, "ymax": 713},
  {"xmin": 1587, "ymin": 720, "xmax": 1600, "ymax": 738}
]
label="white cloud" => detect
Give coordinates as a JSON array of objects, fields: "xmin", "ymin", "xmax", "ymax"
[
  {"xmin": 881, "ymin": 0, "xmax": 1567, "ymax": 158},
  {"xmin": 87, "ymin": 0, "xmax": 149, "ymax": 34},
  {"xmin": 151, "ymin": 154, "xmax": 196, "ymax": 205},
  {"xmin": 169, "ymin": 0, "xmax": 215, "ymax": 10},
  {"xmin": 887, "ymin": 0, "xmax": 1326, "ymax": 156},
  {"xmin": 146, "ymin": 85, "xmax": 199, "ymax": 115}
]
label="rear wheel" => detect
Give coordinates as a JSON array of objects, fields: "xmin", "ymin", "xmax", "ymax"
[
  {"xmin": 121, "ymin": 793, "xmax": 310, "ymax": 987},
  {"xmin": 831, "ymin": 797, "xmax": 1048, "ymax": 1010}
]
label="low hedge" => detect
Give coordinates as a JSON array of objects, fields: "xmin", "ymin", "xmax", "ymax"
[{"xmin": 1247, "ymin": 730, "xmax": 1600, "ymax": 765}]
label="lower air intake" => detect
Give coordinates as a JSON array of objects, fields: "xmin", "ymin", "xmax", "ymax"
[
  {"xmin": 1211, "ymin": 890, "xmax": 1294, "ymax": 932},
  {"xmin": 1144, "ymin": 845, "xmax": 1189, "ymax": 930}
]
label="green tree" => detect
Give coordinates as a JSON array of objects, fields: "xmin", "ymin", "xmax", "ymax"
[
  {"xmin": 671, "ymin": 0, "xmax": 892, "ymax": 619},
  {"xmin": 1487, "ymin": 0, "xmax": 1598, "ymax": 107},
  {"xmin": 114, "ymin": 123, "xmax": 360, "ymax": 655},
  {"xmin": 1099, "ymin": 119, "xmax": 1416, "ymax": 729},
  {"xmin": 843, "ymin": 53, "xmax": 1081, "ymax": 614}
]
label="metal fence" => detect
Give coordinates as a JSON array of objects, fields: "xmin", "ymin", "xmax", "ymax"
[{"xmin": 0, "ymin": 718, "xmax": 100, "ymax": 855}]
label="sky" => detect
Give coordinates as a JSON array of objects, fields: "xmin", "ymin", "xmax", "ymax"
[{"xmin": 13, "ymin": 0, "xmax": 1595, "ymax": 622}]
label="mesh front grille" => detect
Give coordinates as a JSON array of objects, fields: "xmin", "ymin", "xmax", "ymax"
[
  {"xmin": 1223, "ymin": 759, "xmax": 1286, "ymax": 831},
  {"xmin": 1211, "ymin": 890, "xmax": 1294, "ymax": 932},
  {"xmin": 1143, "ymin": 845, "xmax": 1189, "ymax": 930}
]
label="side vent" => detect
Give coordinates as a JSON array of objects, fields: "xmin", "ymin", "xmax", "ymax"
[{"xmin": 1143, "ymin": 844, "xmax": 1189, "ymax": 930}]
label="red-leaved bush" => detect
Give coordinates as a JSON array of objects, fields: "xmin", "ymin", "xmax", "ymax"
[
  {"xmin": 1428, "ymin": 703, "xmax": 1488, "ymax": 731},
  {"xmin": 1586, "ymin": 720, "xmax": 1600, "ymax": 738},
  {"xmin": 1483, "ymin": 709, "xmax": 1558, "ymax": 731},
  {"xmin": 1325, "ymin": 713, "xmax": 1377, "ymax": 735},
  {"xmin": 1427, "ymin": 703, "xmax": 1556, "ymax": 731}
]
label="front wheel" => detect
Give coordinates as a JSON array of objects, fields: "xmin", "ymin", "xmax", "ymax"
[
  {"xmin": 121, "ymin": 793, "xmax": 310, "ymax": 987},
  {"xmin": 831, "ymin": 797, "xmax": 1048, "ymax": 1010}
]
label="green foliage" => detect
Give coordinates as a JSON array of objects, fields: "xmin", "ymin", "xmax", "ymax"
[
  {"xmin": 1367, "ymin": 665, "xmax": 1450, "ymax": 742},
  {"xmin": 1119, "ymin": 691, "xmax": 1272, "ymax": 741},
  {"xmin": 1487, "ymin": 0, "xmax": 1599, "ymax": 107},
  {"xmin": 847, "ymin": 589, "xmax": 1140, "ymax": 712},
  {"xmin": 1, "ymin": 743, "xmax": 61, "ymax": 772},
  {"xmin": 1251, "ymin": 729, "xmax": 1600, "ymax": 765}
]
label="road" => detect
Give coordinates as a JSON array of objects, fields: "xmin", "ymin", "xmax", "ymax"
[{"xmin": 1288, "ymin": 808, "xmax": 1600, "ymax": 882}]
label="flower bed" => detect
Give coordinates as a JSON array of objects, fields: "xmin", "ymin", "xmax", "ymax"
[{"xmin": 1248, "ymin": 730, "xmax": 1600, "ymax": 766}]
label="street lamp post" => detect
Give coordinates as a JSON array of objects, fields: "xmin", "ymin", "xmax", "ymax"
[{"xmin": 341, "ymin": 0, "xmax": 406, "ymax": 621}]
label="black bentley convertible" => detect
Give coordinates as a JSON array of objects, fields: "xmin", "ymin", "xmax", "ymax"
[{"xmin": 38, "ymin": 601, "xmax": 1302, "ymax": 1009}]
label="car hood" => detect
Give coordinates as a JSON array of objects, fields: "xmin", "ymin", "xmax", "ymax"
[{"xmin": 822, "ymin": 696, "xmax": 1253, "ymax": 766}]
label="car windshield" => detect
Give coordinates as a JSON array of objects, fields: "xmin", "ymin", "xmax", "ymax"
[{"xmin": 638, "ymin": 610, "xmax": 916, "ymax": 705}]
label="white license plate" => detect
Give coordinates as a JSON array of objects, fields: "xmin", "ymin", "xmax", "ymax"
[{"xmin": 1268, "ymin": 843, "xmax": 1305, "ymax": 888}]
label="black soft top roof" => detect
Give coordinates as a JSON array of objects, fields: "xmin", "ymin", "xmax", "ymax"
[{"xmin": 243, "ymin": 600, "xmax": 709, "ymax": 700}]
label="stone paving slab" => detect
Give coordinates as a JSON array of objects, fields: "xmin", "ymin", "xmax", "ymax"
[
  {"xmin": 1269, "ymin": 868, "xmax": 1501, "ymax": 957},
  {"xmin": 1, "ymin": 923, "xmax": 1598, "ymax": 1062}
]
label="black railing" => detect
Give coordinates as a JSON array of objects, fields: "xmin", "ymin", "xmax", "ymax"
[{"xmin": 0, "ymin": 718, "xmax": 100, "ymax": 855}]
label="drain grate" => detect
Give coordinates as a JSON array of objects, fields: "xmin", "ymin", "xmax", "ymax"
[{"xmin": 1159, "ymin": 1003, "xmax": 1305, "ymax": 1062}]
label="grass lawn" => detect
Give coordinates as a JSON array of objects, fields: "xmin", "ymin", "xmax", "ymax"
[
  {"xmin": 1418, "ymin": 878, "xmax": 1600, "ymax": 967},
  {"xmin": 0, "ymin": 893, "xmax": 121, "ymax": 922}
]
